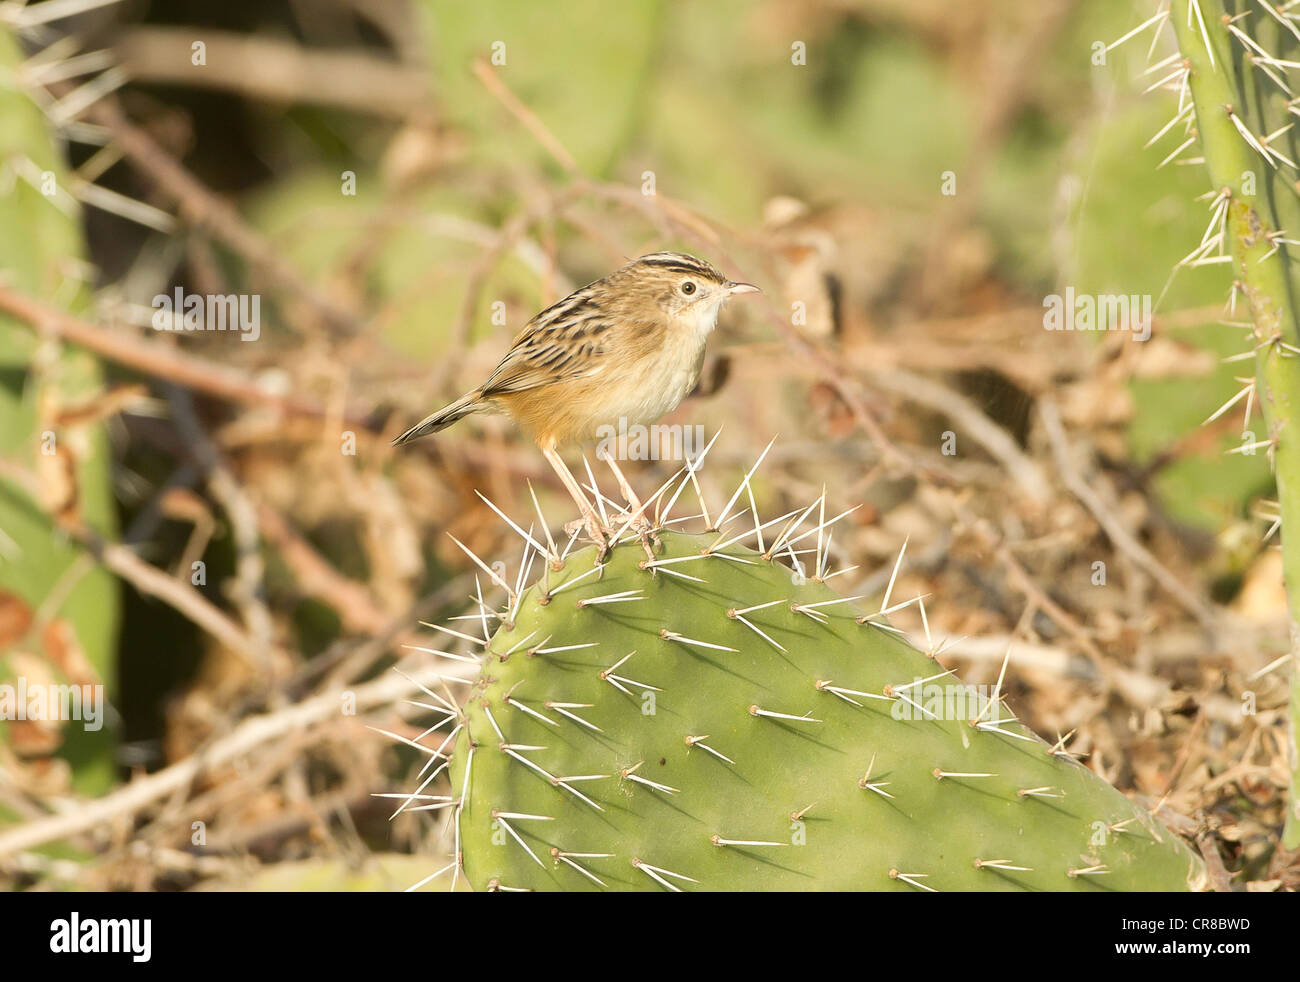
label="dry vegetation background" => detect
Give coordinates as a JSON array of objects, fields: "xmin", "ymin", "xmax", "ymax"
[{"xmin": 0, "ymin": 0, "xmax": 1297, "ymax": 890}]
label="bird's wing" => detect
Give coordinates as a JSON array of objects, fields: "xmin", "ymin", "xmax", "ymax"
[{"xmin": 479, "ymin": 290, "xmax": 614, "ymax": 396}]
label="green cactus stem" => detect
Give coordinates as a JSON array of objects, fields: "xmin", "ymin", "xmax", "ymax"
[
  {"xmin": 1167, "ymin": 0, "xmax": 1300, "ymax": 847},
  {"xmin": 0, "ymin": 26, "xmax": 119, "ymax": 796}
]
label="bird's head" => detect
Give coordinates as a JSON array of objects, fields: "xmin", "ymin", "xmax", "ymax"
[{"xmin": 614, "ymin": 252, "xmax": 759, "ymax": 335}]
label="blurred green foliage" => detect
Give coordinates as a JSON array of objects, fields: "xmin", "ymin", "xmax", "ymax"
[
  {"xmin": 239, "ymin": 0, "xmax": 1252, "ymax": 537},
  {"xmin": 1068, "ymin": 55, "xmax": 1259, "ymax": 530},
  {"xmin": 243, "ymin": 1, "xmax": 1251, "ymax": 532}
]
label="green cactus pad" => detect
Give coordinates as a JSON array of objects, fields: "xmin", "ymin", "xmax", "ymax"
[{"xmin": 441, "ymin": 529, "xmax": 1204, "ymax": 891}]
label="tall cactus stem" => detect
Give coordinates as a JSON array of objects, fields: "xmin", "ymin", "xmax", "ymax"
[{"xmin": 1169, "ymin": 0, "xmax": 1300, "ymax": 845}]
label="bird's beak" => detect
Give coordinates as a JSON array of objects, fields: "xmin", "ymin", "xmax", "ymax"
[{"xmin": 726, "ymin": 281, "xmax": 760, "ymax": 296}]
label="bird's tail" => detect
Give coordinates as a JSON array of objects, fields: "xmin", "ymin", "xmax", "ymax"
[{"xmin": 391, "ymin": 392, "xmax": 486, "ymax": 447}]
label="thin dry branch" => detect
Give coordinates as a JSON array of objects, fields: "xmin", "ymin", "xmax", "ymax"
[
  {"xmin": 472, "ymin": 58, "xmax": 579, "ymax": 176},
  {"xmin": 1039, "ymin": 399, "xmax": 1217, "ymax": 628},
  {"xmin": 254, "ymin": 500, "xmax": 393, "ymax": 637},
  {"xmin": 65, "ymin": 91, "xmax": 362, "ymax": 337},
  {"xmin": 0, "ymin": 282, "xmax": 368, "ymax": 426},
  {"xmin": 0, "ymin": 666, "xmax": 446, "ymax": 859},
  {"xmin": 867, "ymin": 366, "xmax": 1050, "ymax": 502},
  {"xmin": 114, "ymin": 27, "xmax": 432, "ymax": 119},
  {"xmin": 61, "ymin": 517, "xmax": 282, "ymax": 673},
  {"xmin": 0, "ymin": 455, "xmax": 278, "ymax": 672},
  {"xmin": 168, "ymin": 385, "xmax": 275, "ymax": 658}
]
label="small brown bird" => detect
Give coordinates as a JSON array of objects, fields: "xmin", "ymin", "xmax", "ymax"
[{"xmin": 392, "ymin": 252, "xmax": 758, "ymax": 551}]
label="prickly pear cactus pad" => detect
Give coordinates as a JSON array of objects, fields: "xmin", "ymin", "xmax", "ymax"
[{"xmin": 425, "ymin": 482, "xmax": 1206, "ymax": 892}]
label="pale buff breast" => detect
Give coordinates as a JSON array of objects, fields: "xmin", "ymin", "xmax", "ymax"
[{"xmin": 499, "ymin": 309, "xmax": 715, "ymax": 448}]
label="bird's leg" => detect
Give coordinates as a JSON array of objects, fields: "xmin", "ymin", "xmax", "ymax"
[
  {"xmin": 542, "ymin": 445, "xmax": 609, "ymax": 560},
  {"xmin": 599, "ymin": 451, "xmax": 659, "ymax": 561}
]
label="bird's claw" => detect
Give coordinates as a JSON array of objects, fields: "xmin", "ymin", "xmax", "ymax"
[
  {"xmin": 629, "ymin": 518, "xmax": 659, "ymax": 563},
  {"xmin": 564, "ymin": 516, "xmax": 611, "ymax": 563}
]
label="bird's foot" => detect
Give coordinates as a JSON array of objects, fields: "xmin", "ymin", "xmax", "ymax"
[
  {"xmin": 627, "ymin": 516, "xmax": 660, "ymax": 564},
  {"xmin": 564, "ymin": 516, "xmax": 611, "ymax": 563}
]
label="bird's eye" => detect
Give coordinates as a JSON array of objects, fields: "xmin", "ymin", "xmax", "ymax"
[{"xmin": 681, "ymin": 281, "xmax": 697, "ymax": 295}]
